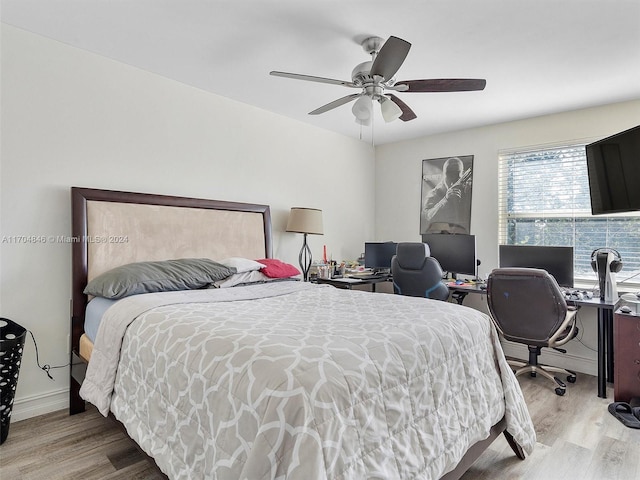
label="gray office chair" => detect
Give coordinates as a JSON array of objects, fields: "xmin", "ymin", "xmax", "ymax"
[
  {"xmin": 391, "ymin": 243, "xmax": 450, "ymax": 301},
  {"xmin": 487, "ymin": 267, "xmax": 579, "ymax": 396}
]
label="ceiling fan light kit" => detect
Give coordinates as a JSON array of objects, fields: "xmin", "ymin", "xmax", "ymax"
[
  {"xmin": 270, "ymin": 35, "xmax": 486, "ymax": 127},
  {"xmin": 380, "ymin": 97, "xmax": 403, "ymax": 122},
  {"xmin": 352, "ymin": 95, "xmax": 373, "ymax": 125}
]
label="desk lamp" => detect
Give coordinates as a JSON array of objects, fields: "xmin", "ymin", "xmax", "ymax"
[{"xmin": 286, "ymin": 207, "xmax": 323, "ymax": 281}]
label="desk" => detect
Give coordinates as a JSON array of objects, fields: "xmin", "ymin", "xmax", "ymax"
[
  {"xmin": 445, "ymin": 282, "xmax": 486, "ymax": 304},
  {"xmin": 447, "ymin": 282, "xmax": 617, "ymax": 399},
  {"xmin": 315, "ymin": 276, "xmax": 391, "ymax": 292},
  {"xmin": 569, "ymin": 296, "xmax": 618, "ymax": 398}
]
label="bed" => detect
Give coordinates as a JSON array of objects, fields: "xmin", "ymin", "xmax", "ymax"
[{"xmin": 69, "ymin": 187, "xmax": 535, "ymax": 480}]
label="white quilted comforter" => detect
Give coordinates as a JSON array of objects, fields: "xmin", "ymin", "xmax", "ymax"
[{"xmin": 80, "ymin": 282, "xmax": 535, "ymax": 480}]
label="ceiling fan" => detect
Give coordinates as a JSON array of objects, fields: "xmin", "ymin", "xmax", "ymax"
[{"xmin": 270, "ymin": 35, "xmax": 486, "ymax": 125}]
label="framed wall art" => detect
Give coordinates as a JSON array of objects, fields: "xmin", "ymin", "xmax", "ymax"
[{"xmin": 420, "ymin": 155, "xmax": 474, "ymax": 235}]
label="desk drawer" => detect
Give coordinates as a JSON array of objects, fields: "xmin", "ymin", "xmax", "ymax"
[{"xmin": 614, "ymin": 312, "xmax": 640, "ymax": 402}]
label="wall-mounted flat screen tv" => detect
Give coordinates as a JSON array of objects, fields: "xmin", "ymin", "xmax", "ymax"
[{"xmin": 585, "ymin": 125, "xmax": 640, "ymax": 215}]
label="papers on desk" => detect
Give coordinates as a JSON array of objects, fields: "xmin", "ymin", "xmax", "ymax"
[
  {"xmin": 447, "ymin": 282, "xmax": 476, "ymax": 287},
  {"xmin": 330, "ymin": 277, "xmax": 363, "ymax": 283},
  {"xmin": 345, "ymin": 268, "xmax": 373, "ymax": 275}
]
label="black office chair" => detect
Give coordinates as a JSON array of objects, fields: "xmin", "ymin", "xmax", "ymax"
[
  {"xmin": 391, "ymin": 243, "xmax": 450, "ymax": 301},
  {"xmin": 487, "ymin": 267, "xmax": 579, "ymax": 396}
]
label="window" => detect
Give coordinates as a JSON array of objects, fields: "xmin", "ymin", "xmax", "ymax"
[{"xmin": 498, "ymin": 142, "xmax": 640, "ymax": 289}]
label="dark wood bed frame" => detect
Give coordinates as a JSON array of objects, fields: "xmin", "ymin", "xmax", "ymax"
[
  {"xmin": 69, "ymin": 187, "xmax": 273, "ymax": 414},
  {"xmin": 68, "ymin": 186, "xmax": 523, "ymax": 480}
]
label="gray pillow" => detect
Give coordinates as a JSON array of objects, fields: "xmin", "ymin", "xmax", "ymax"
[{"xmin": 84, "ymin": 258, "xmax": 236, "ymax": 299}]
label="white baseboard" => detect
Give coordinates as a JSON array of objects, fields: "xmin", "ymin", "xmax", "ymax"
[
  {"xmin": 500, "ymin": 342, "xmax": 597, "ymax": 377},
  {"xmin": 9, "ymin": 388, "xmax": 68, "ymax": 423}
]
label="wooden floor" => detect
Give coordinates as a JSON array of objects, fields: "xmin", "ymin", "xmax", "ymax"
[{"xmin": 1, "ymin": 374, "xmax": 639, "ymax": 479}]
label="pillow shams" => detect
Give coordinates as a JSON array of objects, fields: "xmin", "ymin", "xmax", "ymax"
[
  {"xmin": 218, "ymin": 257, "xmax": 264, "ymax": 273},
  {"xmin": 256, "ymin": 258, "xmax": 301, "ymax": 278},
  {"xmin": 214, "ymin": 270, "xmax": 270, "ymax": 288},
  {"xmin": 84, "ymin": 258, "xmax": 235, "ymax": 299},
  {"xmin": 214, "ymin": 270, "xmax": 300, "ymax": 288}
]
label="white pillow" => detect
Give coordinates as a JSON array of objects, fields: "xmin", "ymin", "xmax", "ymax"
[
  {"xmin": 218, "ymin": 257, "xmax": 264, "ymax": 273},
  {"xmin": 214, "ymin": 270, "xmax": 269, "ymax": 288}
]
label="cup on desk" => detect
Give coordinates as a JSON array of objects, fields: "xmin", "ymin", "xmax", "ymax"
[{"xmin": 318, "ymin": 265, "xmax": 331, "ymax": 279}]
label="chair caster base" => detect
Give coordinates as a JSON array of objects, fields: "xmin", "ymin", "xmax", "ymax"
[{"xmin": 554, "ymin": 376, "xmax": 567, "ymax": 395}]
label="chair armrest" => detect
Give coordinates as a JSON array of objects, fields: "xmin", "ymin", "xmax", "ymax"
[{"xmin": 549, "ymin": 307, "xmax": 579, "ymax": 347}]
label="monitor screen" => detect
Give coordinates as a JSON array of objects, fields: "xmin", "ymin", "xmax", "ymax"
[
  {"xmin": 421, "ymin": 233, "xmax": 476, "ymax": 278},
  {"xmin": 586, "ymin": 125, "xmax": 640, "ymax": 215},
  {"xmin": 499, "ymin": 245, "xmax": 574, "ymax": 288},
  {"xmin": 364, "ymin": 242, "xmax": 397, "ymax": 271}
]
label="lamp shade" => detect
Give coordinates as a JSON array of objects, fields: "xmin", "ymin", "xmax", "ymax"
[
  {"xmin": 351, "ymin": 95, "xmax": 373, "ymax": 122},
  {"xmin": 380, "ymin": 97, "xmax": 403, "ymax": 123},
  {"xmin": 286, "ymin": 208, "xmax": 323, "ymax": 235}
]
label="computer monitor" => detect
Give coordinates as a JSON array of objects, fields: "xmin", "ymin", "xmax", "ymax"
[
  {"xmin": 499, "ymin": 245, "xmax": 574, "ymax": 288},
  {"xmin": 421, "ymin": 233, "xmax": 477, "ymax": 279},
  {"xmin": 364, "ymin": 242, "xmax": 397, "ymax": 272}
]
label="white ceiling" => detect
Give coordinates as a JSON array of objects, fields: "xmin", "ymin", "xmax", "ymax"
[{"xmin": 3, "ymin": 0, "xmax": 640, "ymax": 145}]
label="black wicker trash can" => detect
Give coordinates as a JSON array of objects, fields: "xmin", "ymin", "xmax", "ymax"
[{"xmin": 0, "ymin": 317, "xmax": 27, "ymax": 445}]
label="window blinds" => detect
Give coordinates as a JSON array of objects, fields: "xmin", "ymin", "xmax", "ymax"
[{"xmin": 498, "ymin": 143, "xmax": 640, "ymax": 286}]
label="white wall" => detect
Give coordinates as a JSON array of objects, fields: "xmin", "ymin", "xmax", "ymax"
[
  {"xmin": 375, "ymin": 99, "xmax": 640, "ymax": 375},
  {"xmin": 0, "ymin": 25, "xmax": 374, "ymax": 420},
  {"xmin": 3, "ymin": 23, "xmax": 638, "ymax": 420}
]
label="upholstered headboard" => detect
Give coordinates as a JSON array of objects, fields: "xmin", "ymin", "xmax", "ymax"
[
  {"xmin": 84, "ymin": 199, "xmax": 270, "ymax": 281},
  {"xmin": 69, "ymin": 187, "xmax": 272, "ymax": 412}
]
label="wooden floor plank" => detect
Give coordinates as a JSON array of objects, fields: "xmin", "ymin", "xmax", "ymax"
[
  {"xmin": 461, "ymin": 374, "xmax": 640, "ymax": 479},
  {"xmin": 584, "ymin": 435, "xmax": 640, "ymax": 480}
]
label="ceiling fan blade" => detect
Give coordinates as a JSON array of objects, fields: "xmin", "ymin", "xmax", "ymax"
[
  {"xmin": 395, "ymin": 78, "xmax": 486, "ymax": 92},
  {"xmin": 309, "ymin": 93, "xmax": 361, "ymax": 115},
  {"xmin": 270, "ymin": 71, "xmax": 356, "ymax": 88},
  {"xmin": 387, "ymin": 94, "xmax": 417, "ymax": 122},
  {"xmin": 369, "ymin": 36, "xmax": 411, "ymax": 81}
]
